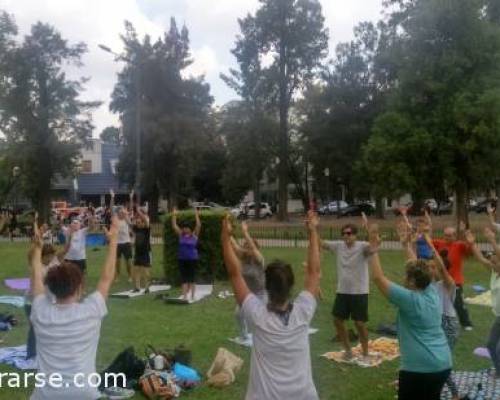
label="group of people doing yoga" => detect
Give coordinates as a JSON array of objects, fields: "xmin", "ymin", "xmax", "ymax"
[{"xmin": 21, "ymin": 195, "xmax": 500, "ymax": 399}]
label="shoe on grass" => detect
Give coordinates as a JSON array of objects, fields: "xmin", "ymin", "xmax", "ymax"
[
  {"xmin": 103, "ymin": 386, "xmax": 134, "ymax": 399},
  {"xmin": 464, "ymin": 326, "xmax": 473, "ymax": 331}
]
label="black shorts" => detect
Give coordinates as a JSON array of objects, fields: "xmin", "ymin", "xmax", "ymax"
[
  {"xmin": 134, "ymin": 252, "xmax": 151, "ymax": 267},
  {"xmin": 117, "ymin": 243, "xmax": 132, "ymax": 260},
  {"xmin": 179, "ymin": 260, "xmax": 197, "ymax": 283},
  {"xmin": 65, "ymin": 259, "xmax": 87, "ymax": 273},
  {"xmin": 332, "ymin": 294, "xmax": 369, "ymax": 322}
]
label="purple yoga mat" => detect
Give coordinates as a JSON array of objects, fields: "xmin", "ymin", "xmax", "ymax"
[
  {"xmin": 474, "ymin": 347, "xmax": 491, "ymax": 359},
  {"xmin": 4, "ymin": 278, "xmax": 30, "ymax": 291}
]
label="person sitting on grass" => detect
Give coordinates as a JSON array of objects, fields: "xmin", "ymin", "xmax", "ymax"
[
  {"xmin": 29, "ymin": 214, "xmax": 119, "ymax": 400},
  {"xmin": 221, "ymin": 211, "xmax": 321, "ymax": 400},
  {"xmin": 321, "ymin": 213, "xmax": 374, "ymax": 364},
  {"xmin": 229, "ymin": 220, "xmax": 266, "ymax": 345},
  {"xmin": 172, "ymin": 207, "xmax": 201, "ymax": 301},
  {"xmin": 398, "ymin": 222, "xmax": 461, "ymax": 400},
  {"xmin": 462, "ymin": 227, "xmax": 500, "ymax": 378},
  {"xmin": 368, "ymin": 223, "xmax": 452, "ymax": 400},
  {"xmin": 132, "ymin": 204, "xmax": 152, "ymax": 293}
]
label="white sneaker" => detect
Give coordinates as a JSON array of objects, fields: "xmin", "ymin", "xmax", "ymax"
[{"xmin": 464, "ymin": 326, "xmax": 473, "ymax": 331}]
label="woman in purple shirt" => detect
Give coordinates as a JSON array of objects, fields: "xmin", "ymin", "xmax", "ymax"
[{"xmin": 172, "ymin": 208, "xmax": 201, "ymax": 300}]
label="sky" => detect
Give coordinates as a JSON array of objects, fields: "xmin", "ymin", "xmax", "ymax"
[{"xmin": 0, "ymin": 0, "xmax": 385, "ymax": 136}]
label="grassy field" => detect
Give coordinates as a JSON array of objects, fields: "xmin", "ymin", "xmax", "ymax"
[{"xmin": 0, "ymin": 242, "xmax": 494, "ymax": 399}]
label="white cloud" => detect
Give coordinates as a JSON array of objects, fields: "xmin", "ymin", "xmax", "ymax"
[{"xmin": 0, "ymin": 0, "xmax": 385, "ymax": 135}]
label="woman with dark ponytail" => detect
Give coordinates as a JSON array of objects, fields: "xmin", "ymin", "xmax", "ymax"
[{"xmin": 222, "ymin": 211, "xmax": 322, "ymax": 400}]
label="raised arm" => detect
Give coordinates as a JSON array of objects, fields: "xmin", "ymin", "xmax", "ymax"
[
  {"xmin": 109, "ymin": 189, "xmax": 115, "ymax": 211},
  {"xmin": 194, "ymin": 207, "xmax": 201, "ymax": 237},
  {"xmin": 397, "ymin": 221, "xmax": 416, "ymax": 261},
  {"xmin": 465, "ymin": 229, "xmax": 500, "ymax": 274},
  {"xmin": 31, "ymin": 214, "xmax": 45, "ymax": 297},
  {"xmin": 241, "ymin": 221, "xmax": 264, "ymax": 266},
  {"xmin": 230, "ymin": 236, "xmax": 246, "ymax": 259},
  {"xmin": 96, "ymin": 215, "xmax": 119, "ymax": 299},
  {"xmin": 400, "ymin": 206, "xmax": 412, "ymax": 230},
  {"xmin": 128, "ymin": 190, "xmax": 134, "ymax": 213},
  {"xmin": 487, "ymin": 204, "xmax": 500, "ymax": 232},
  {"xmin": 368, "ymin": 224, "xmax": 391, "ymax": 298},
  {"xmin": 222, "ymin": 214, "xmax": 250, "ymax": 305},
  {"xmin": 136, "ymin": 207, "xmax": 150, "ymax": 228},
  {"xmin": 304, "ymin": 210, "xmax": 321, "ymax": 296},
  {"xmin": 424, "ymin": 209, "xmax": 433, "ymax": 234},
  {"xmin": 171, "ymin": 208, "xmax": 181, "ymax": 236}
]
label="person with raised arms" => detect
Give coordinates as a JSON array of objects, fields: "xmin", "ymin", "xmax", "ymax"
[
  {"xmin": 368, "ymin": 222, "xmax": 452, "ymax": 400},
  {"xmin": 463, "ymin": 227, "xmax": 500, "ymax": 378},
  {"xmin": 172, "ymin": 207, "xmax": 201, "ymax": 301},
  {"xmin": 322, "ymin": 213, "xmax": 374, "ymax": 363},
  {"xmin": 229, "ymin": 220, "xmax": 266, "ymax": 345},
  {"xmin": 29, "ymin": 213, "xmax": 119, "ymax": 399},
  {"xmin": 222, "ymin": 210, "xmax": 321, "ymax": 400}
]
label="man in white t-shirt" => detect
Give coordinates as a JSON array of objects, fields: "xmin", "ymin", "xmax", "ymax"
[
  {"xmin": 221, "ymin": 211, "xmax": 322, "ymax": 400},
  {"xmin": 29, "ymin": 213, "xmax": 119, "ymax": 400},
  {"xmin": 63, "ymin": 218, "xmax": 88, "ymax": 272},
  {"xmin": 323, "ymin": 217, "xmax": 374, "ymax": 363}
]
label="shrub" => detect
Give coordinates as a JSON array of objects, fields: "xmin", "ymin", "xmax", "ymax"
[{"xmin": 163, "ymin": 210, "xmax": 227, "ymax": 285}]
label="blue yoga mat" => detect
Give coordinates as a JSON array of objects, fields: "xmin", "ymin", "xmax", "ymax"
[{"xmin": 86, "ymin": 233, "xmax": 106, "ymax": 247}]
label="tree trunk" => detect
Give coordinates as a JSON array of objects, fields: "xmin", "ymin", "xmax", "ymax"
[
  {"xmin": 496, "ymin": 180, "xmax": 500, "ymax": 223},
  {"xmin": 148, "ymin": 184, "xmax": 159, "ymax": 223},
  {"xmin": 277, "ymin": 10, "xmax": 289, "ymax": 221},
  {"xmin": 455, "ymin": 181, "xmax": 469, "ymax": 229},
  {"xmin": 375, "ymin": 196, "xmax": 385, "ymax": 219}
]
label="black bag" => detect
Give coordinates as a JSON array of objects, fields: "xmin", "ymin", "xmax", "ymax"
[
  {"xmin": 99, "ymin": 346, "xmax": 146, "ymax": 389},
  {"xmin": 174, "ymin": 344, "xmax": 192, "ymax": 366}
]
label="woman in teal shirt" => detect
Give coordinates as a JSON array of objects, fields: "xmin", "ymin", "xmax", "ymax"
[{"xmin": 367, "ymin": 224, "xmax": 451, "ymax": 400}]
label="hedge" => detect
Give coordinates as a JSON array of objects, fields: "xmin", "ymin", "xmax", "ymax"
[{"xmin": 163, "ymin": 210, "xmax": 227, "ymax": 285}]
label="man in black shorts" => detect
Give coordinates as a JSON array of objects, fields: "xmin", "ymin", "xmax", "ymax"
[{"xmin": 322, "ymin": 220, "xmax": 374, "ymax": 363}]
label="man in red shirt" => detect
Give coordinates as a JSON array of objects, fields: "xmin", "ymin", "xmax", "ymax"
[{"xmin": 433, "ymin": 226, "xmax": 473, "ymax": 330}]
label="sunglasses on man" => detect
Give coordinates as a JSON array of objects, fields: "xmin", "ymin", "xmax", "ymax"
[{"xmin": 342, "ymin": 231, "xmax": 353, "ymax": 236}]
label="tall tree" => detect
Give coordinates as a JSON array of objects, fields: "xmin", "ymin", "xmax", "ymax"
[
  {"xmin": 110, "ymin": 19, "xmax": 213, "ymax": 219},
  {"xmin": 99, "ymin": 126, "xmax": 121, "ymax": 145},
  {"xmin": 0, "ymin": 11, "xmax": 98, "ymax": 221},
  {"xmin": 364, "ymin": 0, "xmax": 500, "ymax": 226},
  {"xmin": 235, "ymin": 0, "xmax": 328, "ymax": 220}
]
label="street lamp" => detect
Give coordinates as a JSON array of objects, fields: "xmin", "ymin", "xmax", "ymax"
[{"xmin": 99, "ymin": 43, "xmax": 142, "ymax": 205}]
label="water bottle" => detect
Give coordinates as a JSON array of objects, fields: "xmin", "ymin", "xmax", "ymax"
[{"xmin": 475, "ymin": 383, "xmax": 485, "ymax": 400}]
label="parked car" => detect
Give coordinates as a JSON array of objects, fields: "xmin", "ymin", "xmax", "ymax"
[
  {"xmin": 231, "ymin": 202, "xmax": 273, "ymax": 219},
  {"xmin": 338, "ymin": 203, "xmax": 375, "ymax": 217},
  {"xmin": 318, "ymin": 201, "xmax": 349, "ymax": 215},
  {"xmin": 474, "ymin": 199, "xmax": 496, "ymax": 213},
  {"xmin": 434, "ymin": 201, "xmax": 453, "ymax": 215}
]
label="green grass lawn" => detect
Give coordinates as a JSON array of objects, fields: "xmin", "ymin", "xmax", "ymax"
[{"xmin": 0, "ymin": 243, "xmax": 494, "ymax": 399}]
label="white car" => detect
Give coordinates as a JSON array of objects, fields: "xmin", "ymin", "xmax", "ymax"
[{"xmin": 231, "ymin": 202, "xmax": 273, "ymax": 219}]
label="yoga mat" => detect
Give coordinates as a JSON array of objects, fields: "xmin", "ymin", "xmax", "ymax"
[
  {"xmin": 441, "ymin": 369, "xmax": 500, "ymax": 399},
  {"xmin": 4, "ymin": 278, "xmax": 30, "ymax": 291},
  {"xmin": 111, "ymin": 285, "xmax": 171, "ymax": 298},
  {"xmin": 164, "ymin": 284, "xmax": 213, "ymax": 305}
]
